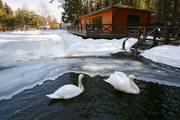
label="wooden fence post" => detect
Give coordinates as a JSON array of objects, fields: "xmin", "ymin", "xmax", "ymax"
[
  {"xmin": 143, "ymin": 27, "xmax": 147, "ymax": 41},
  {"xmin": 113, "ymin": 23, "xmax": 116, "ymax": 35},
  {"xmin": 135, "ymin": 46, "xmax": 137, "ymax": 56},
  {"xmin": 153, "ymin": 28, "xmax": 158, "ymax": 46},
  {"xmin": 164, "ymin": 25, "xmax": 171, "ymax": 45},
  {"xmin": 98, "ymin": 24, "xmax": 100, "ymax": 35},
  {"xmin": 85, "ymin": 24, "xmax": 88, "ymax": 36},
  {"xmin": 81, "ymin": 24, "xmax": 82, "ymax": 33},
  {"xmin": 138, "ymin": 29, "xmax": 141, "ymax": 41},
  {"xmin": 125, "ymin": 26, "xmax": 128, "ymax": 36}
]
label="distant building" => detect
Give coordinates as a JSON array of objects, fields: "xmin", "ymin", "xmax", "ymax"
[
  {"xmin": 60, "ymin": 22, "xmax": 72, "ymax": 30},
  {"xmin": 40, "ymin": 26, "xmax": 50, "ymax": 30}
]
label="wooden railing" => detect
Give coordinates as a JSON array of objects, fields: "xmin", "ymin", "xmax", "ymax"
[
  {"xmin": 67, "ymin": 23, "xmax": 153, "ymax": 37},
  {"xmin": 133, "ymin": 27, "xmax": 159, "ymax": 56},
  {"xmin": 67, "ymin": 24, "xmax": 86, "ymax": 34},
  {"xmin": 122, "ymin": 27, "xmax": 143, "ymax": 50},
  {"xmin": 67, "ymin": 24, "xmax": 180, "ymax": 45}
]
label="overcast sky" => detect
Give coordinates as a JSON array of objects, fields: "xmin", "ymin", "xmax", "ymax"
[{"xmin": 2, "ymin": 0, "xmax": 64, "ymax": 22}]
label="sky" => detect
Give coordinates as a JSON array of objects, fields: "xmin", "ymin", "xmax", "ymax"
[
  {"xmin": 2, "ymin": 0, "xmax": 64, "ymax": 22},
  {"xmin": 0, "ymin": 30, "xmax": 180, "ymax": 100}
]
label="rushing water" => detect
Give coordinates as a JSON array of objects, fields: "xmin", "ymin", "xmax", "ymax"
[{"xmin": 0, "ymin": 54, "xmax": 180, "ymax": 119}]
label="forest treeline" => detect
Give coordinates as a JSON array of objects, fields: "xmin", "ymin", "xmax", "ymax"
[
  {"xmin": 0, "ymin": 0, "xmax": 58, "ymax": 31},
  {"xmin": 51, "ymin": 0, "xmax": 179, "ymax": 25}
]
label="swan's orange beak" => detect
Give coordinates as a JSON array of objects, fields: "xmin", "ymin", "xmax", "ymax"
[{"xmin": 134, "ymin": 79, "xmax": 138, "ymax": 83}]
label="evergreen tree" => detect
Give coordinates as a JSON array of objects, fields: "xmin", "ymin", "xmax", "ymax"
[
  {"xmin": 4, "ymin": 3, "xmax": 13, "ymax": 16},
  {"xmin": 15, "ymin": 6, "xmax": 32, "ymax": 30},
  {"xmin": 61, "ymin": 0, "xmax": 83, "ymax": 24},
  {"xmin": 0, "ymin": 1, "xmax": 15, "ymax": 31},
  {"xmin": 30, "ymin": 10, "xmax": 40, "ymax": 28},
  {"xmin": 0, "ymin": 0, "xmax": 5, "ymax": 12},
  {"xmin": 52, "ymin": 0, "xmax": 180, "ymax": 24}
]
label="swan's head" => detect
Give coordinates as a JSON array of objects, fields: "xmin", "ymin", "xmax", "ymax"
[
  {"xmin": 79, "ymin": 74, "xmax": 85, "ymax": 79},
  {"xmin": 129, "ymin": 75, "xmax": 138, "ymax": 83}
]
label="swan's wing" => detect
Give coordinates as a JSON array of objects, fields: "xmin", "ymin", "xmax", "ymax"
[
  {"xmin": 113, "ymin": 72, "xmax": 133, "ymax": 92},
  {"xmin": 54, "ymin": 84, "xmax": 82, "ymax": 99},
  {"xmin": 105, "ymin": 74, "xmax": 123, "ymax": 89},
  {"xmin": 114, "ymin": 71, "xmax": 127, "ymax": 78}
]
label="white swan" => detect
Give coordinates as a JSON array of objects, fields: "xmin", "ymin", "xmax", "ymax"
[
  {"xmin": 105, "ymin": 71, "xmax": 140, "ymax": 94},
  {"xmin": 46, "ymin": 74, "xmax": 84, "ymax": 99}
]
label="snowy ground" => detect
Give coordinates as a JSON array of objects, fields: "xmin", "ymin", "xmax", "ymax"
[{"xmin": 0, "ymin": 30, "xmax": 180, "ymax": 100}]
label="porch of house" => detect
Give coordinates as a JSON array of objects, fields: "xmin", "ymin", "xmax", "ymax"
[{"xmin": 67, "ymin": 23, "xmax": 180, "ymax": 44}]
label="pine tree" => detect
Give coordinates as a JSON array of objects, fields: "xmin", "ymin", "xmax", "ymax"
[
  {"xmin": 30, "ymin": 10, "xmax": 40, "ymax": 28},
  {"xmin": 61, "ymin": 0, "xmax": 83, "ymax": 24},
  {"xmin": 4, "ymin": 3, "xmax": 13, "ymax": 16},
  {"xmin": 0, "ymin": 0, "xmax": 5, "ymax": 12},
  {"xmin": 15, "ymin": 6, "xmax": 31, "ymax": 30}
]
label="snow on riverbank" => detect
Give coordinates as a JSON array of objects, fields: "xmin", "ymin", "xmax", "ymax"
[
  {"xmin": 0, "ymin": 30, "xmax": 179, "ymax": 100},
  {"xmin": 0, "ymin": 30, "xmax": 137, "ymax": 66},
  {"xmin": 140, "ymin": 45, "xmax": 180, "ymax": 68}
]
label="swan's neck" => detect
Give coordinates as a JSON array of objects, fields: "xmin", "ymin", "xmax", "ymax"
[
  {"xmin": 78, "ymin": 77, "xmax": 84, "ymax": 91},
  {"xmin": 129, "ymin": 80, "xmax": 140, "ymax": 93}
]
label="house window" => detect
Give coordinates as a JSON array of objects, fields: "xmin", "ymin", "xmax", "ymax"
[
  {"xmin": 85, "ymin": 19, "xmax": 91, "ymax": 25},
  {"xmin": 127, "ymin": 15, "xmax": 139, "ymax": 24},
  {"xmin": 92, "ymin": 16, "xmax": 102, "ymax": 31},
  {"xmin": 93, "ymin": 16, "xmax": 102, "ymax": 24}
]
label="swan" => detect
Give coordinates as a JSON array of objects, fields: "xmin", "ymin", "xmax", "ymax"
[
  {"xmin": 46, "ymin": 74, "xmax": 85, "ymax": 99},
  {"xmin": 104, "ymin": 71, "xmax": 140, "ymax": 94}
]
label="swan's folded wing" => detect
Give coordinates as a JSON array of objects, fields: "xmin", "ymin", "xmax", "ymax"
[
  {"xmin": 54, "ymin": 85, "xmax": 82, "ymax": 98},
  {"xmin": 105, "ymin": 74, "xmax": 123, "ymax": 89}
]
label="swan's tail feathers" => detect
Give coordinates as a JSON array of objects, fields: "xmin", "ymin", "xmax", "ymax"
[
  {"xmin": 104, "ymin": 79, "xmax": 110, "ymax": 83},
  {"xmin": 46, "ymin": 94, "xmax": 60, "ymax": 99}
]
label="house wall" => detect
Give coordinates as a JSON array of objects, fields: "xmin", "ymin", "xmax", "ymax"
[
  {"xmin": 78, "ymin": 8, "xmax": 151, "ymax": 33},
  {"xmin": 113, "ymin": 9, "xmax": 151, "ymax": 33},
  {"xmin": 80, "ymin": 9, "xmax": 113, "ymax": 25},
  {"xmin": 79, "ymin": 9, "xmax": 113, "ymax": 33},
  {"xmin": 114, "ymin": 9, "xmax": 151, "ymax": 24}
]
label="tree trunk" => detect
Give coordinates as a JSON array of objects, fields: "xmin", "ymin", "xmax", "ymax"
[
  {"xmin": 154, "ymin": 0, "xmax": 161, "ymax": 24},
  {"xmin": 108, "ymin": 0, "xmax": 111, "ymax": 7},
  {"xmin": 147, "ymin": 0, "xmax": 150, "ymax": 10},
  {"xmin": 171, "ymin": 0, "xmax": 179, "ymax": 25},
  {"xmin": 162, "ymin": 0, "xmax": 165, "ymax": 23},
  {"xmin": 87, "ymin": 0, "xmax": 91, "ymax": 13}
]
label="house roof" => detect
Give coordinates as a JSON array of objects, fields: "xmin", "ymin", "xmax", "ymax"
[{"xmin": 76, "ymin": 4, "xmax": 154, "ymax": 20}]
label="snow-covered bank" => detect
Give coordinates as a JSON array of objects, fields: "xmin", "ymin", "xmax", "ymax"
[
  {"xmin": 0, "ymin": 30, "xmax": 180, "ymax": 100},
  {"xmin": 140, "ymin": 45, "xmax": 180, "ymax": 68},
  {"xmin": 0, "ymin": 30, "xmax": 137, "ymax": 66}
]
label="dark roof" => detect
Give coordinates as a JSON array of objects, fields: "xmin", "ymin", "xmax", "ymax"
[
  {"xmin": 77, "ymin": 4, "xmax": 154, "ymax": 20},
  {"xmin": 113, "ymin": 4, "xmax": 154, "ymax": 12}
]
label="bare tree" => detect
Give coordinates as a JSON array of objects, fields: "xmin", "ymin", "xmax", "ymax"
[{"xmin": 38, "ymin": 1, "xmax": 50, "ymax": 26}]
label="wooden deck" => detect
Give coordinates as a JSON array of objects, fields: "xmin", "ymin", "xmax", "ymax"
[
  {"xmin": 67, "ymin": 24, "xmax": 180, "ymax": 45},
  {"xmin": 70, "ymin": 31, "xmax": 126, "ymax": 39}
]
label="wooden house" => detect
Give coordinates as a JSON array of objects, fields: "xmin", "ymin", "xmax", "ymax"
[
  {"xmin": 77, "ymin": 4, "xmax": 153, "ymax": 25},
  {"xmin": 76, "ymin": 4, "xmax": 153, "ymax": 33}
]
